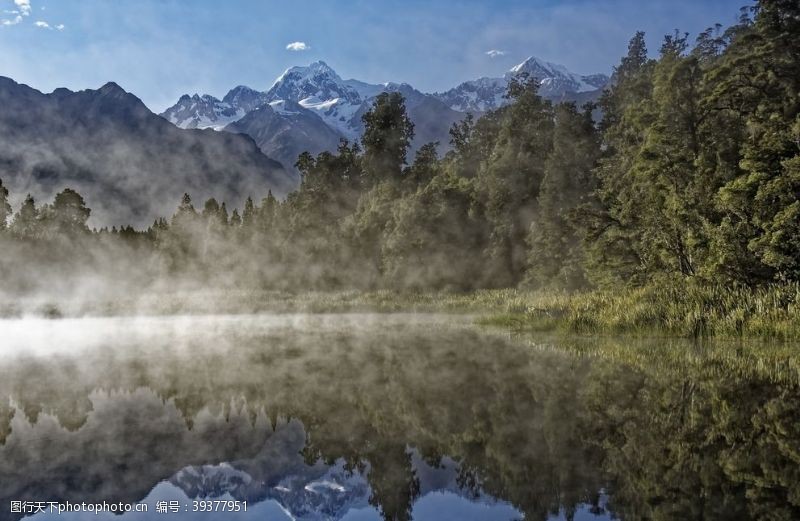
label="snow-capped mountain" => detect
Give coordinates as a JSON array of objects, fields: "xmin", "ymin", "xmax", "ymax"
[
  {"xmin": 267, "ymin": 61, "xmax": 362, "ymax": 106},
  {"xmin": 264, "ymin": 61, "xmax": 466, "ymax": 153},
  {"xmin": 263, "ymin": 61, "xmax": 366, "ymax": 140},
  {"xmin": 161, "ymin": 60, "xmax": 465, "ymax": 170},
  {"xmin": 510, "ymin": 56, "xmax": 608, "ymax": 96},
  {"xmin": 159, "ymin": 57, "xmax": 609, "ymax": 173},
  {"xmin": 260, "ymin": 61, "xmax": 465, "ymax": 145},
  {"xmin": 435, "ymin": 56, "xmax": 610, "ymax": 113},
  {"xmin": 161, "ymin": 86, "xmax": 268, "ymax": 130}
]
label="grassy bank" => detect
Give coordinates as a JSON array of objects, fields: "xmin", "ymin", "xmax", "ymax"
[{"xmin": 480, "ymin": 282, "xmax": 800, "ymax": 341}]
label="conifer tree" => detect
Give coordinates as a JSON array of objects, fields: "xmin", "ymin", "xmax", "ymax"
[
  {"xmin": 45, "ymin": 188, "xmax": 91, "ymax": 236},
  {"xmin": 361, "ymin": 92, "xmax": 414, "ymax": 184},
  {"xmin": 10, "ymin": 194, "xmax": 39, "ymax": 239},
  {"xmin": 581, "ymin": 32, "xmax": 656, "ymax": 286},
  {"xmin": 478, "ymin": 75, "xmax": 554, "ymax": 286},
  {"xmin": 242, "ymin": 196, "xmax": 256, "ymax": 228},
  {"xmin": 527, "ymin": 103, "xmax": 599, "ymax": 289},
  {"xmin": 230, "ymin": 208, "xmax": 242, "ymax": 227}
]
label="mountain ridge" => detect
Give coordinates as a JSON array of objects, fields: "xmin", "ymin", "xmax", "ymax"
[
  {"xmin": 159, "ymin": 57, "xmax": 609, "ymax": 164},
  {"xmin": 0, "ymin": 76, "xmax": 296, "ymax": 227}
]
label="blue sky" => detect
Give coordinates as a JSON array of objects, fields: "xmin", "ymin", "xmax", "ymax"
[{"xmin": 0, "ymin": 0, "xmax": 750, "ymax": 112}]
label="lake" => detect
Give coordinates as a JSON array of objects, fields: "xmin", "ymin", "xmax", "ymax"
[{"xmin": 0, "ymin": 313, "xmax": 798, "ymax": 520}]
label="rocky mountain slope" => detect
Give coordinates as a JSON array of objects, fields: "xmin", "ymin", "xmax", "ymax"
[{"xmin": 225, "ymin": 100, "xmax": 344, "ymax": 174}]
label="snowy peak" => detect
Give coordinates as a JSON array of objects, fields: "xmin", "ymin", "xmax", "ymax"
[
  {"xmin": 434, "ymin": 55, "xmax": 609, "ymax": 113},
  {"xmin": 264, "ymin": 61, "xmax": 385, "ymax": 139},
  {"xmin": 160, "ymin": 93, "xmax": 239, "ymax": 130},
  {"xmin": 266, "ymin": 60, "xmax": 362, "ymax": 107},
  {"xmin": 160, "ymin": 85, "xmax": 267, "ymax": 130},
  {"xmin": 159, "ymin": 56, "xmax": 610, "ymax": 158},
  {"xmin": 508, "ymin": 56, "xmax": 568, "ymax": 76},
  {"xmin": 507, "ymin": 56, "xmax": 609, "ymax": 96},
  {"xmin": 271, "ymin": 60, "xmax": 340, "ymax": 87}
]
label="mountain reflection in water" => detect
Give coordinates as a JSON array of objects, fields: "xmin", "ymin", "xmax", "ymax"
[{"xmin": 0, "ymin": 314, "xmax": 797, "ymax": 520}]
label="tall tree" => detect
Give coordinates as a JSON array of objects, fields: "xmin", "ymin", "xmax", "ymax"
[
  {"xmin": 42, "ymin": 188, "xmax": 91, "ymax": 236},
  {"xmin": 581, "ymin": 32, "xmax": 657, "ymax": 287},
  {"xmin": 361, "ymin": 92, "xmax": 414, "ymax": 184},
  {"xmin": 527, "ymin": 103, "xmax": 600, "ymax": 289},
  {"xmin": 709, "ymin": 0, "xmax": 800, "ymax": 281},
  {"xmin": 241, "ymin": 196, "xmax": 256, "ymax": 228},
  {"xmin": 10, "ymin": 194, "xmax": 39, "ymax": 239},
  {"xmin": 629, "ymin": 32, "xmax": 707, "ymax": 278},
  {"xmin": 229, "ymin": 208, "xmax": 242, "ymax": 227},
  {"xmin": 477, "ymin": 76, "xmax": 554, "ymax": 286},
  {"xmin": 404, "ymin": 142, "xmax": 440, "ymax": 188}
]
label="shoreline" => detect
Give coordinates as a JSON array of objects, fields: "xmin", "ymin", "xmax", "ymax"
[{"xmin": 2, "ymin": 283, "xmax": 800, "ymax": 341}]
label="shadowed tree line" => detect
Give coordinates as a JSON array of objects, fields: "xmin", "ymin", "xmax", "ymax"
[{"xmin": 1, "ymin": 0, "xmax": 799, "ymax": 293}]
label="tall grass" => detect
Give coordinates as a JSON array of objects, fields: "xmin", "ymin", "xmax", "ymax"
[{"xmin": 481, "ymin": 281, "xmax": 800, "ymax": 341}]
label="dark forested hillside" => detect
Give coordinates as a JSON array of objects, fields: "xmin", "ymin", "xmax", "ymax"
[{"xmin": 0, "ymin": 78, "xmax": 296, "ymax": 227}]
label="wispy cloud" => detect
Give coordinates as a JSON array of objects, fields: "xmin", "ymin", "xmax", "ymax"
[
  {"xmin": 1, "ymin": 0, "xmax": 45, "ymax": 27},
  {"xmin": 1, "ymin": 14, "xmax": 21, "ymax": 25},
  {"xmin": 286, "ymin": 41, "xmax": 310, "ymax": 51},
  {"xmin": 485, "ymin": 49, "xmax": 506, "ymax": 58},
  {"xmin": 33, "ymin": 19, "xmax": 48, "ymax": 28}
]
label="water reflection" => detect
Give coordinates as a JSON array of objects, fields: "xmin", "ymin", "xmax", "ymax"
[{"xmin": 0, "ymin": 314, "xmax": 797, "ymax": 520}]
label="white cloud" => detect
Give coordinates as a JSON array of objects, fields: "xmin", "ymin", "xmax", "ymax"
[
  {"xmin": 485, "ymin": 49, "xmax": 506, "ymax": 58},
  {"xmin": 14, "ymin": 0, "xmax": 30, "ymax": 16},
  {"xmin": 1, "ymin": 0, "xmax": 31, "ymax": 25},
  {"xmin": 55, "ymin": 23, "xmax": 63, "ymax": 30},
  {"xmin": 285, "ymin": 41, "xmax": 310, "ymax": 52},
  {"xmin": 33, "ymin": 19, "xmax": 48, "ymax": 28},
  {"xmin": 1, "ymin": 14, "xmax": 21, "ymax": 25}
]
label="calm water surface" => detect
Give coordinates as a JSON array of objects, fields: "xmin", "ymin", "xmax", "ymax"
[{"xmin": 0, "ymin": 314, "xmax": 798, "ymax": 520}]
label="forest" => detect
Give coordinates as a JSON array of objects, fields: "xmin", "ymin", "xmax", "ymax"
[{"xmin": 0, "ymin": 1, "xmax": 798, "ymax": 316}]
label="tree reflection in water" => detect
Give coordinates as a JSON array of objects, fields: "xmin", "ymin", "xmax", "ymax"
[{"xmin": 0, "ymin": 314, "xmax": 797, "ymax": 520}]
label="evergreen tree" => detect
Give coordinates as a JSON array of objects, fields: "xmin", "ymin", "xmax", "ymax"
[
  {"xmin": 477, "ymin": 75, "xmax": 554, "ymax": 286},
  {"xmin": 242, "ymin": 196, "xmax": 256, "ymax": 228},
  {"xmin": 218, "ymin": 202, "xmax": 229, "ymax": 227},
  {"xmin": 230, "ymin": 208, "xmax": 242, "ymax": 227},
  {"xmin": 361, "ymin": 92, "xmax": 414, "ymax": 184},
  {"xmin": 259, "ymin": 190, "xmax": 277, "ymax": 232},
  {"xmin": 405, "ymin": 142, "xmax": 440, "ymax": 188},
  {"xmin": 10, "ymin": 194, "xmax": 40, "ymax": 239},
  {"xmin": 629, "ymin": 32, "xmax": 706, "ymax": 278},
  {"xmin": 527, "ymin": 103, "xmax": 599, "ymax": 289},
  {"xmin": 581, "ymin": 32, "xmax": 657, "ymax": 286},
  {"xmin": 172, "ymin": 193, "xmax": 197, "ymax": 228},
  {"xmin": 709, "ymin": 0, "xmax": 800, "ymax": 281},
  {"xmin": 202, "ymin": 198, "xmax": 221, "ymax": 220},
  {"xmin": 43, "ymin": 188, "xmax": 91, "ymax": 236}
]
